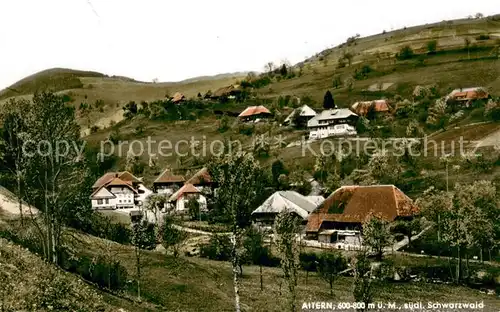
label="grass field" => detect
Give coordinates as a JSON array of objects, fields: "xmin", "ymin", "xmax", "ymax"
[{"xmin": 65, "ymin": 231, "xmax": 500, "ymax": 312}]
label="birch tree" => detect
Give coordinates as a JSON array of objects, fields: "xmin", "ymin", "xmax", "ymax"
[
  {"xmin": 274, "ymin": 211, "xmax": 301, "ymax": 312},
  {"xmin": 0, "ymin": 99, "xmax": 31, "ymax": 224},
  {"xmin": 209, "ymin": 153, "xmax": 263, "ymax": 312},
  {"xmin": 20, "ymin": 92, "xmax": 85, "ymax": 264}
]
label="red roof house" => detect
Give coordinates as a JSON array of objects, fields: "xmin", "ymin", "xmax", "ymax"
[
  {"xmin": 351, "ymin": 100, "xmax": 391, "ymax": 116},
  {"xmin": 306, "ymin": 185, "xmax": 419, "ymax": 234},
  {"xmin": 238, "ymin": 105, "xmax": 272, "ymax": 121}
]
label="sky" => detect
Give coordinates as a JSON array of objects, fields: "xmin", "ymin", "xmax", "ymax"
[{"xmin": 0, "ymin": 0, "xmax": 498, "ymax": 89}]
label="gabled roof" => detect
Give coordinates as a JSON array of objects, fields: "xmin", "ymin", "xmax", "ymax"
[
  {"xmin": 238, "ymin": 106, "xmax": 271, "ymax": 118},
  {"xmin": 351, "ymin": 100, "xmax": 390, "ymax": 115},
  {"xmin": 252, "ymin": 191, "xmax": 322, "ymax": 220},
  {"xmin": 307, "ymin": 109, "xmax": 358, "ymax": 128},
  {"xmin": 448, "ymin": 87, "xmax": 489, "ymax": 101},
  {"xmin": 92, "ymin": 171, "xmax": 140, "ymax": 189},
  {"xmin": 90, "ymin": 177, "xmax": 138, "ymax": 198},
  {"xmin": 185, "ymin": 167, "xmax": 213, "ymax": 185},
  {"xmin": 306, "ymin": 185, "xmax": 419, "ymax": 232},
  {"xmin": 284, "ymin": 105, "xmax": 317, "ymax": 123},
  {"xmin": 169, "ymin": 183, "xmax": 200, "ymax": 201},
  {"xmin": 171, "ymin": 92, "xmax": 186, "ymax": 103},
  {"xmin": 213, "ymin": 85, "xmax": 240, "ymax": 98},
  {"xmin": 154, "ymin": 168, "xmax": 185, "ymax": 184}
]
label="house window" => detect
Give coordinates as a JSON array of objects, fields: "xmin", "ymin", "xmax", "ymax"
[
  {"xmin": 97, "ymin": 199, "xmax": 103, "ymax": 205},
  {"xmin": 105, "ymin": 199, "xmax": 109, "ymax": 205},
  {"xmin": 119, "ymin": 200, "xmax": 122, "ymax": 203}
]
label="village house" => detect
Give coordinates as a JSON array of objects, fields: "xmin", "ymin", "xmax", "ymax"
[
  {"xmin": 251, "ymin": 191, "xmax": 324, "ymax": 231},
  {"xmin": 168, "ymin": 183, "xmax": 207, "ymax": 212},
  {"xmin": 238, "ymin": 105, "xmax": 272, "ymax": 122},
  {"xmin": 171, "ymin": 92, "xmax": 186, "ymax": 104},
  {"xmin": 90, "ymin": 177, "xmax": 138, "ymax": 210},
  {"xmin": 211, "ymin": 84, "xmax": 242, "ymax": 100},
  {"xmin": 283, "ymin": 104, "xmax": 317, "ymax": 126},
  {"xmin": 446, "ymin": 87, "xmax": 489, "ymax": 106},
  {"xmin": 307, "ymin": 109, "xmax": 358, "ymax": 139},
  {"xmin": 351, "ymin": 99, "xmax": 390, "ymax": 116},
  {"xmin": 153, "ymin": 168, "xmax": 185, "ymax": 195},
  {"xmin": 185, "ymin": 167, "xmax": 216, "ymax": 194},
  {"xmin": 90, "ymin": 171, "xmax": 151, "ymax": 210},
  {"xmin": 305, "ymin": 185, "xmax": 419, "ymax": 247}
]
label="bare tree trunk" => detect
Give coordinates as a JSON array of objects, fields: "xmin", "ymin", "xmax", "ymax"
[
  {"xmin": 17, "ymin": 175, "xmax": 23, "ymax": 226},
  {"xmin": 480, "ymin": 248, "xmax": 483, "ymax": 263},
  {"xmin": 456, "ymin": 246, "xmax": 461, "ymax": 283},
  {"xmin": 488, "ymin": 249, "xmax": 492, "ymax": 262},
  {"xmin": 231, "ymin": 233, "xmax": 241, "ymax": 312},
  {"xmin": 260, "ymin": 264, "xmax": 263, "ymax": 291},
  {"xmin": 135, "ymin": 245, "xmax": 141, "ymax": 301},
  {"xmin": 437, "ymin": 214, "xmax": 441, "ymax": 260},
  {"xmin": 465, "ymin": 251, "xmax": 470, "ymax": 281}
]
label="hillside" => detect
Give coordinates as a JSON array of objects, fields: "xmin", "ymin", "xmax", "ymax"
[
  {"xmin": 79, "ymin": 15, "xmax": 500, "ymax": 188},
  {"xmin": 0, "ymin": 68, "xmax": 246, "ymax": 133},
  {"xmin": 259, "ymin": 15, "xmax": 500, "ymax": 105}
]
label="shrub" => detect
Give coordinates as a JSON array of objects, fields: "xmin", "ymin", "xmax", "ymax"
[
  {"xmin": 238, "ymin": 123, "xmax": 255, "ymax": 136},
  {"xmin": 218, "ymin": 115, "xmax": 230, "ymax": 133},
  {"xmin": 476, "ymin": 34, "xmax": 490, "ymax": 41},
  {"xmin": 427, "ymin": 40, "xmax": 437, "ymax": 54},
  {"xmin": 90, "ymin": 125, "xmax": 99, "ymax": 133},
  {"xmin": 396, "ymin": 46, "xmax": 414, "ymax": 60},
  {"xmin": 199, "ymin": 234, "xmax": 232, "ymax": 261},
  {"xmin": 484, "ymin": 99, "xmax": 500, "ymax": 121}
]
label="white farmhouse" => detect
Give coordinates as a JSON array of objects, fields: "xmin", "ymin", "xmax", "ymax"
[
  {"xmin": 307, "ymin": 109, "xmax": 358, "ymax": 139},
  {"xmin": 90, "ymin": 177, "xmax": 138, "ymax": 210},
  {"xmin": 283, "ymin": 104, "xmax": 317, "ymax": 126},
  {"xmin": 168, "ymin": 183, "xmax": 207, "ymax": 212}
]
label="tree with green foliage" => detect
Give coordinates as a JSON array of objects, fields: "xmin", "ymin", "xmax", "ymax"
[
  {"xmin": 0, "ymin": 98, "xmax": 31, "ymax": 224},
  {"xmin": 132, "ymin": 218, "xmax": 156, "ymax": 300},
  {"xmin": 209, "ymin": 153, "xmax": 264, "ymax": 312},
  {"xmin": 161, "ymin": 215, "xmax": 188, "ymax": 258},
  {"xmin": 427, "ymin": 40, "xmax": 438, "ymax": 54},
  {"xmin": 362, "ymin": 214, "xmax": 393, "ymax": 260},
  {"xmin": 323, "ymin": 90, "xmax": 335, "ymax": 109},
  {"xmin": 274, "ymin": 211, "xmax": 301, "ymax": 312},
  {"xmin": 415, "ymin": 186, "xmax": 451, "ymax": 247},
  {"xmin": 352, "ymin": 248, "xmax": 374, "ymax": 311},
  {"xmin": 12, "ymin": 92, "xmax": 88, "ymax": 265},
  {"xmin": 317, "ymin": 252, "xmax": 347, "ymax": 296},
  {"xmin": 390, "ymin": 218, "xmax": 422, "ymax": 249},
  {"xmin": 271, "ymin": 159, "xmax": 288, "ymax": 187},
  {"xmin": 187, "ymin": 196, "xmax": 201, "ymax": 221},
  {"xmin": 426, "ymin": 98, "xmax": 448, "ymax": 131},
  {"xmin": 243, "ymin": 227, "xmax": 270, "ymax": 291},
  {"xmin": 280, "ymin": 64, "xmax": 288, "ymax": 76},
  {"xmin": 143, "ymin": 193, "xmax": 167, "ymax": 233},
  {"xmin": 441, "ymin": 181, "xmax": 499, "ymax": 282}
]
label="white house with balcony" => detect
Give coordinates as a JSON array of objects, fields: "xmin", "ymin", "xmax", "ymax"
[
  {"xmin": 307, "ymin": 109, "xmax": 358, "ymax": 139},
  {"xmin": 90, "ymin": 177, "xmax": 138, "ymax": 210}
]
